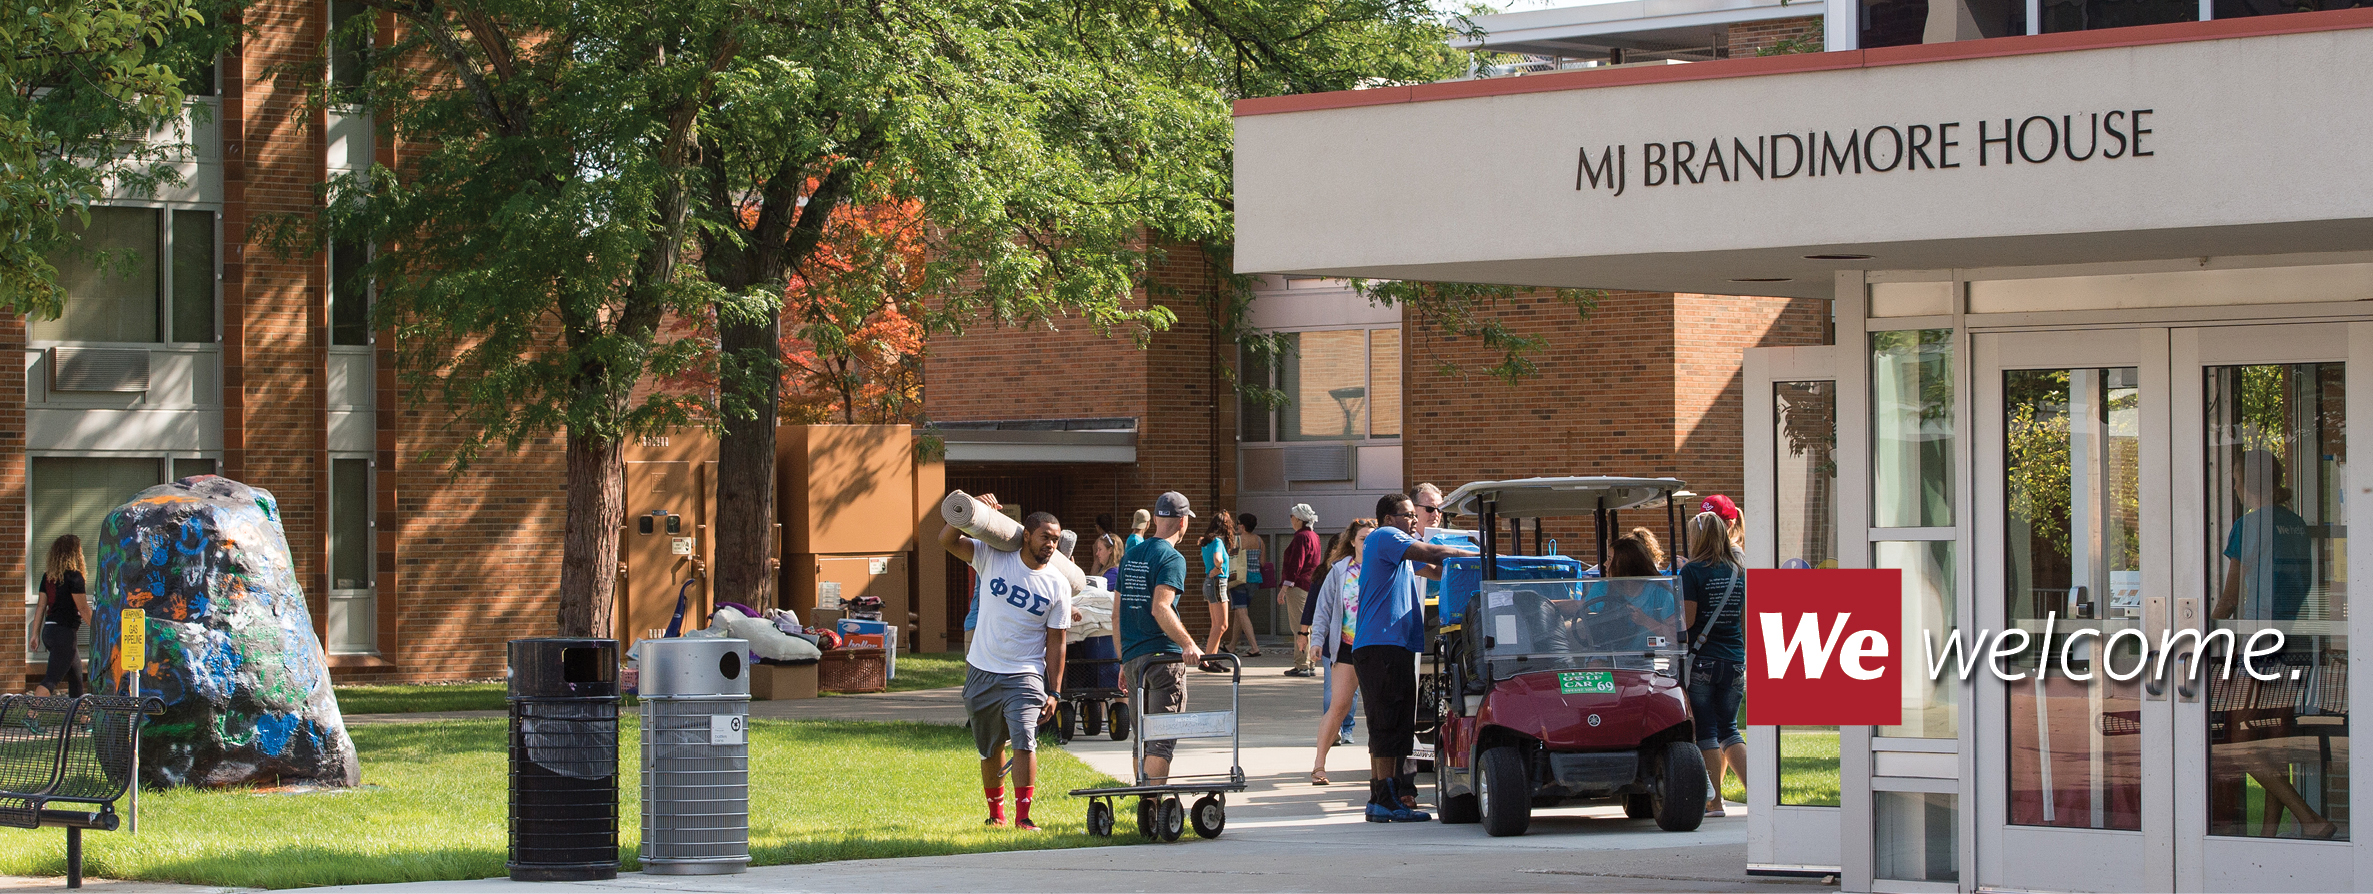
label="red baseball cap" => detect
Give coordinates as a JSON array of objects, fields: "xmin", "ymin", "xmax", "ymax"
[{"xmin": 1700, "ymin": 494, "xmax": 1740, "ymax": 521}]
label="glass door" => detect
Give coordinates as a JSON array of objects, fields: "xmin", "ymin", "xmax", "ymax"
[
  {"xmin": 1975, "ymin": 328, "xmax": 2175, "ymax": 892},
  {"xmin": 2172, "ymin": 323, "xmax": 2355, "ymax": 892}
]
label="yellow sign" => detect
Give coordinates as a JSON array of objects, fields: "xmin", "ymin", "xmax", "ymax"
[{"xmin": 121, "ymin": 609, "xmax": 146, "ymax": 672}]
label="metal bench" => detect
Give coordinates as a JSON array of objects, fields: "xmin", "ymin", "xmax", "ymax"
[{"xmin": 0, "ymin": 694, "xmax": 160, "ymax": 889}]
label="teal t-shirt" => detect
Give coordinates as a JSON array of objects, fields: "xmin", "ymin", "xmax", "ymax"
[
  {"xmin": 1118, "ymin": 538, "xmax": 1189, "ymax": 662},
  {"xmin": 1201, "ymin": 538, "xmax": 1228, "ymax": 581}
]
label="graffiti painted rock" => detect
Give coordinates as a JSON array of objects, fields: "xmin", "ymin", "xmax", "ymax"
[{"xmin": 88, "ymin": 475, "xmax": 359, "ymax": 789}]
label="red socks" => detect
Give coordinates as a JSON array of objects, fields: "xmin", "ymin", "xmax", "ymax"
[
  {"xmin": 984, "ymin": 785, "xmax": 1006, "ymax": 825},
  {"xmin": 1016, "ymin": 786, "xmax": 1036, "ymax": 829}
]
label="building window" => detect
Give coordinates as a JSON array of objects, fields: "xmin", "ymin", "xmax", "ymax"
[
  {"xmin": 35, "ymin": 206, "xmax": 216, "ymax": 344},
  {"xmin": 1872, "ymin": 329, "xmax": 1954, "ymax": 527},
  {"xmin": 1243, "ymin": 328, "xmax": 1403, "ymax": 443},
  {"xmin": 331, "ymin": 240, "xmax": 371, "ymax": 345},
  {"xmin": 328, "ymin": 0, "xmax": 370, "ymax": 104},
  {"xmin": 327, "ymin": 457, "xmax": 376, "ymax": 654},
  {"xmin": 1874, "ymin": 790, "xmax": 1960, "ymax": 882}
]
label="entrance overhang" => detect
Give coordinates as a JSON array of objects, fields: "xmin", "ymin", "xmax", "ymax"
[{"xmin": 1233, "ymin": 10, "xmax": 2373, "ymax": 298}]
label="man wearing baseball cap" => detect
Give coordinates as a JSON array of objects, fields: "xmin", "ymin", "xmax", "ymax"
[{"xmin": 1115, "ymin": 491, "xmax": 1200, "ymax": 785}]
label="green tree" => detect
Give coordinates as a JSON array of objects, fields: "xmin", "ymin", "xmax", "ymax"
[
  {"xmin": 0, "ymin": 0, "xmax": 226, "ymax": 310},
  {"xmin": 305, "ymin": 0, "xmax": 1464, "ymax": 633}
]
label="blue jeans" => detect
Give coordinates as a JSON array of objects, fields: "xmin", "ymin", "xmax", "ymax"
[
  {"xmin": 1322, "ymin": 655, "xmax": 1357, "ymax": 736},
  {"xmin": 1687, "ymin": 655, "xmax": 1746, "ymax": 750}
]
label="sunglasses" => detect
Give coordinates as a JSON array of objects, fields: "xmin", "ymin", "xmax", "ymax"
[{"xmin": 1416, "ymin": 504, "xmax": 1443, "ymax": 514}]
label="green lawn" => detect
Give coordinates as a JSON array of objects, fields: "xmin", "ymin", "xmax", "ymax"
[
  {"xmin": 0, "ymin": 717, "xmax": 1120, "ymax": 888},
  {"xmin": 334, "ymin": 652, "xmax": 971, "ymax": 715}
]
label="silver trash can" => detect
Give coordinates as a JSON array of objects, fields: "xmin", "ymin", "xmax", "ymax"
[{"xmin": 638, "ymin": 637, "xmax": 752, "ymax": 875}]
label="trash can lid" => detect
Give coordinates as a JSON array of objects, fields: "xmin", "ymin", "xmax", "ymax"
[{"xmin": 638, "ymin": 637, "xmax": 753, "ymax": 697}]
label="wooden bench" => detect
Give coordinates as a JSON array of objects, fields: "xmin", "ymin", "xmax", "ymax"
[{"xmin": 0, "ymin": 694, "xmax": 161, "ymax": 889}]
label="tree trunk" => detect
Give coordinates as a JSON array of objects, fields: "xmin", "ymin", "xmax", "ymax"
[
  {"xmin": 559, "ymin": 430, "xmax": 625, "ymax": 637},
  {"xmin": 712, "ymin": 310, "xmax": 782, "ymax": 611}
]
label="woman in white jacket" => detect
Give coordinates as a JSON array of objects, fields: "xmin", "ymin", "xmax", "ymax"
[{"xmin": 1305, "ymin": 518, "xmax": 1376, "ymax": 785}]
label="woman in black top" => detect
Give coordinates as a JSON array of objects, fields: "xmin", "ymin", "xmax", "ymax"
[{"xmin": 33, "ymin": 534, "xmax": 88, "ymax": 697}]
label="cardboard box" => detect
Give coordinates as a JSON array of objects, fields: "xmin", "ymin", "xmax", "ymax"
[
  {"xmin": 842, "ymin": 633, "xmax": 887, "ymax": 650},
  {"xmin": 836, "ymin": 618, "xmax": 888, "ymax": 636},
  {"xmin": 751, "ymin": 662, "xmax": 818, "ymax": 700}
]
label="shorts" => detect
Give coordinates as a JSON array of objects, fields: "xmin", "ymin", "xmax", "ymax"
[
  {"xmin": 1352, "ymin": 645, "xmax": 1418, "ymax": 758},
  {"xmin": 1688, "ymin": 655, "xmax": 1747, "ymax": 750},
  {"xmin": 1203, "ymin": 577, "xmax": 1227, "ymax": 603},
  {"xmin": 1226, "ymin": 584, "xmax": 1252, "ymax": 607},
  {"xmin": 964, "ymin": 666, "xmax": 1046, "ymax": 759},
  {"xmin": 1123, "ymin": 653, "xmax": 1189, "ymax": 760}
]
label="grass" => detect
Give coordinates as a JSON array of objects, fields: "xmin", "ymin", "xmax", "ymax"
[
  {"xmin": 334, "ymin": 651, "xmax": 974, "ymax": 715},
  {"xmin": 335, "ymin": 681, "xmax": 508, "ymax": 714},
  {"xmin": 0, "ymin": 717, "xmax": 1121, "ymax": 888}
]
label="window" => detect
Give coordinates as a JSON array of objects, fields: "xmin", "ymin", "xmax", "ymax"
[
  {"xmin": 327, "ymin": 457, "xmax": 376, "ymax": 654},
  {"xmin": 1872, "ymin": 329, "xmax": 1954, "ymax": 527},
  {"xmin": 331, "ymin": 240, "xmax": 370, "ymax": 345},
  {"xmin": 1875, "ymin": 791, "xmax": 1960, "ymax": 882},
  {"xmin": 1241, "ymin": 328, "xmax": 1403, "ymax": 442},
  {"xmin": 328, "ymin": 0, "xmax": 371, "ymax": 104},
  {"xmin": 35, "ymin": 206, "xmax": 215, "ymax": 344}
]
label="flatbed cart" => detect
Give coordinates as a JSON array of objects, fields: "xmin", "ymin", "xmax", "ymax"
[{"xmin": 1070, "ymin": 653, "xmax": 1248, "ymax": 841}]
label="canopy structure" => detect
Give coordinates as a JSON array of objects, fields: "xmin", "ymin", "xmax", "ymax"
[{"xmin": 1443, "ymin": 476, "xmax": 1688, "ymax": 518}]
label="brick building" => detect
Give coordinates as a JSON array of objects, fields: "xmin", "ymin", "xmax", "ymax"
[{"xmin": 11, "ymin": 1, "xmax": 565, "ymax": 686}]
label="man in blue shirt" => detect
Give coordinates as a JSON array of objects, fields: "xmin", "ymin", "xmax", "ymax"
[
  {"xmin": 1354, "ymin": 491, "xmax": 1474, "ymax": 823},
  {"xmin": 1116, "ymin": 491, "xmax": 1202, "ymax": 784}
]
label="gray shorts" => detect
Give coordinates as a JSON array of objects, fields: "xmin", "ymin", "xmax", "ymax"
[
  {"xmin": 964, "ymin": 666, "xmax": 1046, "ymax": 759},
  {"xmin": 1203, "ymin": 577, "xmax": 1226, "ymax": 603},
  {"xmin": 1123, "ymin": 654, "xmax": 1189, "ymax": 760}
]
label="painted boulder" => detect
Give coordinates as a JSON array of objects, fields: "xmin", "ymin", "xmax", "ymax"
[{"xmin": 88, "ymin": 475, "xmax": 360, "ymax": 788}]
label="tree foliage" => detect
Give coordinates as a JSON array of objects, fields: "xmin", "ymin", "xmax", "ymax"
[{"xmin": 0, "ymin": 0, "xmax": 228, "ymax": 312}]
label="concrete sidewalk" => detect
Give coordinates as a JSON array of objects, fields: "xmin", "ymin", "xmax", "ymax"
[{"xmin": 303, "ymin": 638, "xmax": 1828, "ymax": 893}]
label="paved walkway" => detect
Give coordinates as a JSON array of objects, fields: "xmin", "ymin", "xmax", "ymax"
[{"xmin": 19, "ymin": 640, "xmax": 1833, "ymax": 893}]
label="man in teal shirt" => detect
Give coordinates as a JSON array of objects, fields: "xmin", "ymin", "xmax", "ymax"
[{"xmin": 1116, "ymin": 491, "xmax": 1202, "ymax": 783}]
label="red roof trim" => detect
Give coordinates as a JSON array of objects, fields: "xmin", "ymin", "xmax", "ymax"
[{"xmin": 1233, "ymin": 7, "xmax": 2373, "ymax": 117}]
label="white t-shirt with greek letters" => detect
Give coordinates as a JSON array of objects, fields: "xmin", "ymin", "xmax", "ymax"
[{"xmin": 964, "ymin": 537, "xmax": 1073, "ymax": 676}]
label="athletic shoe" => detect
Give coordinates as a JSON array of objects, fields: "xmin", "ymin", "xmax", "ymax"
[
  {"xmin": 1334, "ymin": 734, "xmax": 1354, "ymax": 746},
  {"xmin": 1014, "ymin": 818, "xmax": 1041, "ymax": 831},
  {"xmin": 984, "ymin": 815, "xmax": 1008, "ymax": 826},
  {"xmin": 1364, "ymin": 802, "xmax": 1398, "ymax": 823},
  {"xmin": 1387, "ymin": 806, "xmax": 1433, "ymax": 822},
  {"xmin": 1283, "ymin": 667, "xmax": 1315, "ymax": 677}
]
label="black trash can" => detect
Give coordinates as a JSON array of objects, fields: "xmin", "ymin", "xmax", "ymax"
[{"xmin": 508, "ymin": 638, "xmax": 621, "ymax": 882}]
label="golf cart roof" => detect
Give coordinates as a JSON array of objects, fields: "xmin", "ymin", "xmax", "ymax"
[{"xmin": 1444, "ymin": 477, "xmax": 1689, "ymax": 518}]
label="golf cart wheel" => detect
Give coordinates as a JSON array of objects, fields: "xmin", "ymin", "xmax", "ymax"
[
  {"xmin": 1624, "ymin": 792, "xmax": 1655, "ymax": 819},
  {"xmin": 1083, "ymin": 700, "xmax": 1106, "ymax": 736},
  {"xmin": 1138, "ymin": 797, "xmax": 1160, "ymax": 839},
  {"xmin": 1191, "ymin": 795, "xmax": 1226, "ymax": 839},
  {"xmin": 1652, "ymin": 740, "xmax": 1708, "ymax": 832},
  {"xmin": 1087, "ymin": 799, "xmax": 1115, "ymax": 837},
  {"xmin": 1108, "ymin": 707, "xmax": 1131, "ymax": 740},
  {"xmin": 1056, "ymin": 701, "xmax": 1078, "ymax": 743},
  {"xmin": 1478, "ymin": 745, "xmax": 1532, "ymax": 837},
  {"xmin": 1437, "ymin": 765, "xmax": 1480, "ymax": 824},
  {"xmin": 1158, "ymin": 797, "xmax": 1186, "ymax": 842}
]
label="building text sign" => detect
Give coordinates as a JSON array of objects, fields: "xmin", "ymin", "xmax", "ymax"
[{"xmin": 1577, "ymin": 109, "xmax": 2154, "ymax": 197}]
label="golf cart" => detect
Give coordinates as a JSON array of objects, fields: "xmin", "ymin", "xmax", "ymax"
[{"xmin": 1430, "ymin": 477, "xmax": 1707, "ymax": 837}]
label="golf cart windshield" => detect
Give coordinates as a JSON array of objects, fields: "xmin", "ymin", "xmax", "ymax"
[{"xmin": 1472, "ymin": 577, "xmax": 1684, "ymax": 676}]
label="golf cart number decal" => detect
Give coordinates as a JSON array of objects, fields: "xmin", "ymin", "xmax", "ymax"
[{"xmin": 1559, "ymin": 671, "xmax": 1615, "ymax": 694}]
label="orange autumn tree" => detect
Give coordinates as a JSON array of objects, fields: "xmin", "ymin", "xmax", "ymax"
[{"xmin": 778, "ymin": 197, "xmax": 927, "ymax": 425}]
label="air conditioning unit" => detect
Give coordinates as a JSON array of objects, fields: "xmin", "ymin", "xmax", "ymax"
[
  {"xmin": 1282, "ymin": 445, "xmax": 1354, "ymax": 482},
  {"xmin": 50, "ymin": 346, "xmax": 150, "ymax": 393}
]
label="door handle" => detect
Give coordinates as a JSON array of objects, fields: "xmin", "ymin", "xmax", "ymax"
[
  {"xmin": 2175, "ymin": 597, "xmax": 2202, "ymax": 702},
  {"xmin": 2142, "ymin": 595, "xmax": 2168, "ymax": 700}
]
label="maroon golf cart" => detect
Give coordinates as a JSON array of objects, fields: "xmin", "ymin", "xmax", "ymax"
[{"xmin": 1431, "ymin": 477, "xmax": 1707, "ymax": 836}]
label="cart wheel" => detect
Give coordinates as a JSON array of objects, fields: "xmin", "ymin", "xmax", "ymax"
[
  {"xmin": 1108, "ymin": 707, "xmax": 1131, "ymax": 741},
  {"xmin": 1082, "ymin": 700, "xmax": 1106, "ymax": 737},
  {"xmin": 1478, "ymin": 745, "xmax": 1532, "ymax": 837},
  {"xmin": 1157, "ymin": 797, "xmax": 1186, "ymax": 842},
  {"xmin": 1138, "ymin": 797, "xmax": 1159, "ymax": 840},
  {"xmin": 1087, "ymin": 799, "xmax": 1115, "ymax": 838},
  {"xmin": 1191, "ymin": 795, "xmax": 1226, "ymax": 839},
  {"xmin": 1651, "ymin": 740, "xmax": 1708, "ymax": 833},
  {"xmin": 1056, "ymin": 701, "xmax": 1078, "ymax": 744}
]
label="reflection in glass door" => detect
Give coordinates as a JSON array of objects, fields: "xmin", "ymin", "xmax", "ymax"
[
  {"xmin": 2004, "ymin": 368, "xmax": 2145, "ymax": 831},
  {"xmin": 2200, "ymin": 363, "xmax": 2348, "ymax": 842}
]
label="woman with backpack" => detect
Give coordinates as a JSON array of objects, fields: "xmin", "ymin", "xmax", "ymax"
[{"xmin": 31, "ymin": 534, "xmax": 88, "ymax": 698}]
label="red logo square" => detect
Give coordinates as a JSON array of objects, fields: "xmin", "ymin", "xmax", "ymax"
[{"xmin": 1744, "ymin": 569, "xmax": 1903, "ymax": 727}]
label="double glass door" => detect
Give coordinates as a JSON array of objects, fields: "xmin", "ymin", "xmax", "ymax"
[{"xmin": 1975, "ymin": 324, "xmax": 2357, "ymax": 892}]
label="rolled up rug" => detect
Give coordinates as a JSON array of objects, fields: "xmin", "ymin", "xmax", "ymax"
[
  {"xmin": 1046, "ymin": 551, "xmax": 1089, "ymax": 597},
  {"xmin": 942, "ymin": 489, "xmax": 1024, "ymax": 552}
]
